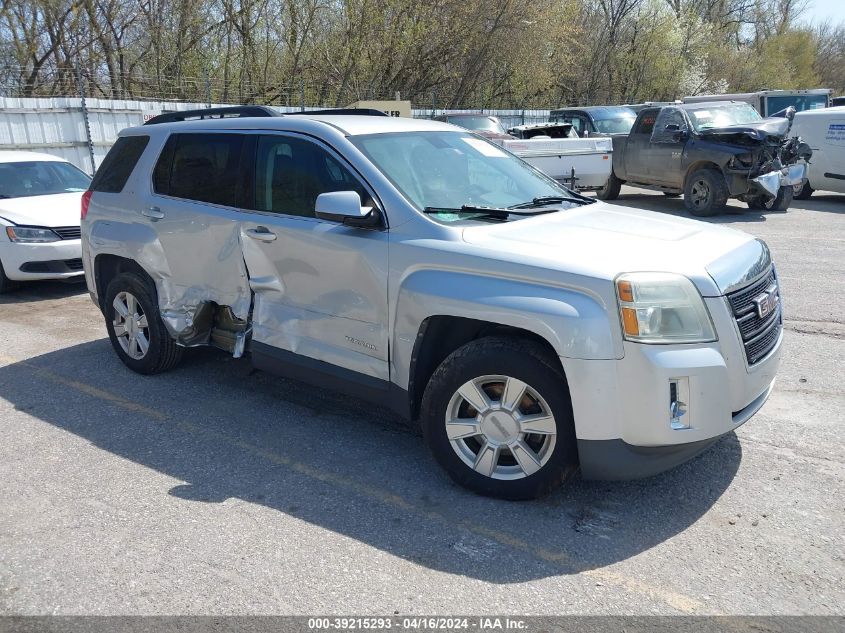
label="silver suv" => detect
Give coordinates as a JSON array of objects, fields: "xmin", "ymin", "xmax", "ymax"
[{"xmin": 81, "ymin": 107, "xmax": 782, "ymax": 499}]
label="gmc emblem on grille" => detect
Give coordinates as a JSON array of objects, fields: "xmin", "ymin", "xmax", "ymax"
[{"xmin": 753, "ymin": 284, "xmax": 779, "ymax": 319}]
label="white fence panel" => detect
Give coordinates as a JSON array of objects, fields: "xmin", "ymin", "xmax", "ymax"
[{"xmin": 1, "ymin": 97, "xmax": 556, "ymax": 174}]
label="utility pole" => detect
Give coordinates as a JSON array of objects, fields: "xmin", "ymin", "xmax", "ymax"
[{"xmin": 75, "ymin": 62, "xmax": 97, "ymax": 175}]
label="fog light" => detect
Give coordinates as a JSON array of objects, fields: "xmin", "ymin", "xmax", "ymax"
[{"xmin": 670, "ymin": 378, "xmax": 690, "ymax": 430}]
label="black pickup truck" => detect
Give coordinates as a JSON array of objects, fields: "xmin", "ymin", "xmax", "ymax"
[{"xmin": 598, "ymin": 101, "xmax": 811, "ymax": 216}]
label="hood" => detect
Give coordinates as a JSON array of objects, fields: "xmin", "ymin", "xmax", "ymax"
[
  {"xmin": 0, "ymin": 192, "xmax": 83, "ymax": 227},
  {"xmin": 461, "ymin": 202, "xmax": 767, "ymax": 296},
  {"xmin": 698, "ymin": 117, "xmax": 790, "ymax": 142}
]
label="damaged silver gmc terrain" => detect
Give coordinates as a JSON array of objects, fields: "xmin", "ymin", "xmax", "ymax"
[{"xmin": 81, "ymin": 107, "xmax": 782, "ymax": 499}]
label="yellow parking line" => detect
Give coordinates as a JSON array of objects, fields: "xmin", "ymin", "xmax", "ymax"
[{"xmin": 1, "ymin": 354, "xmax": 706, "ymax": 614}]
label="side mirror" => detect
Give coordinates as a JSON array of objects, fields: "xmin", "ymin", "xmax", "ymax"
[
  {"xmin": 785, "ymin": 106, "xmax": 796, "ymax": 121},
  {"xmin": 315, "ymin": 191, "xmax": 382, "ymax": 228},
  {"xmin": 672, "ymin": 129, "xmax": 689, "ymax": 142}
]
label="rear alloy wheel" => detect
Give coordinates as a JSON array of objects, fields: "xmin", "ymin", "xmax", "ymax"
[
  {"xmin": 421, "ymin": 337, "xmax": 577, "ymax": 499},
  {"xmin": 104, "ymin": 272, "xmax": 183, "ymax": 374},
  {"xmin": 684, "ymin": 168, "xmax": 728, "ymax": 217},
  {"xmin": 112, "ymin": 291, "xmax": 150, "ymax": 360}
]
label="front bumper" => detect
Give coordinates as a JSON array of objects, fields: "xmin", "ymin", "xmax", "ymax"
[
  {"xmin": 0, "ymin": 239, "xmax": 83, "ymax": 281},
  {"xmin": 752, "ymin": 163, "xmax": 807, "ymax": 197},
  {"xmin": 560, "ymin": 295, "xmax": 782, "ymax": 480}
]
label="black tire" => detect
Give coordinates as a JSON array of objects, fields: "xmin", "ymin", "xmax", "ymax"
[
  {"xmin": 663, "ymin": 192, "xmax": 681, "ymax": 198},
  {"xmin": 793, "ymin": 181, "xmax": 814, "ymax": 200},
  {"xmin": 420, "ymin": 336, "xmax": 578, "ymax": 500},
  {"xmin": 104, "ymin": 272, "xmax": 183, "ymax": 374},
  {"xmin": 747, "ymin": 185, "xmax": 793, "ymax": 211},
  {"xmin": 684, "ymin": 168, "xmax": 729, "ymax": 217},
  {"xmin": 595, "ymin": 172, "xmax": 622, "ymax": 201},
  {"xmin": 0, "ymin": 259, "xmax": 16, "ymax": 294}
]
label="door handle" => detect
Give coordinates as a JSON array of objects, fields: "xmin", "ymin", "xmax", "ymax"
[
  {"xmin": 246, "ymin": 227, "xmax": 277, "ymax": 242},
  {"xmin": 141, "ymin": 206, "xmax": 165, "ymax": 220}
]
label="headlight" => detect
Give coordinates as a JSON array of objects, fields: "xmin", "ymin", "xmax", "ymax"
[
  {"xmin": 616, "ymin": 272, "xmax": 717, "ymax": 343},
  {"xmin": 5, "ymin": 226, "xmax": 61, "ymax": 243}
]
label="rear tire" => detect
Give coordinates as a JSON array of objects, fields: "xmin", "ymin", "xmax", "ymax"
[
  {"xmin": 684, "ymin": 168, "xmax": 728, "ymax": 217},
  {"xmin": 596, "ymin": 173, "xmax": 622, "ymax": 201},
  {"xmin": 420, "ymin": 336, "xmax": 578, "ymax": 500},
  {"xmin": 793, "ymin": 181, "xmax": 813, "ymax": 200},
  {"xmin": 747, "ymin": 185, "xmax": 793, "ymax": 211},
  {"xmin": 104, "ymin": 272, "xmax": 183, "ymax": 374}
]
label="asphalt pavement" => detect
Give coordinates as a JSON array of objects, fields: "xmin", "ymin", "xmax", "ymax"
[{"xmin": 0, "ymin": 187, "xmax": 842, "ymax": 615}]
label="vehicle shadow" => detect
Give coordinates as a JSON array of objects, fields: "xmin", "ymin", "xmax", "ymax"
[
  {"xmin": 0, "ymin": 340, "xmax": 742, "ymax": 583},
  {"xmin": 598, "ymin": 190, "xmax": 845, "ymax": 221},
  {"xmin": 0, "ymin": 278, "xmax": 88, "ymax": 304}
]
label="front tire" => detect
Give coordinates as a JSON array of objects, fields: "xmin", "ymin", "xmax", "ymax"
[
  {"xmin": 595, "ymin": 172, "xmax": 622, "ymax": 201},
  {"xmin": 0, "ymin": 260, "xmax": 16, "ymax": 294},
  {"xmin": 104, "ymin": 272, "xmax": 183, "ymax": 374},
  {"xmin": 684, "ymin": 168, "xmax": 728, "ymax": 216},
  {"xmin": 747, "ymin": 185, "xmax": 793, "ymax": 211},
  {"xmin": 420, "ymin": 337, "xmax": 578, "ymax": 500},
  {"xmin": 793, "ymin": 181, "xmax": 813, "ymax": 200}
]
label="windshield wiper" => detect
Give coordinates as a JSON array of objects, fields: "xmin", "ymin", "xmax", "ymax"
[
  {"xmin": 423, "ymin": 205, "xmax": 559, "ymax": 219},
  {"xmin": 509, "ymin": 195, "xmax": 593, "ymax": 209}
]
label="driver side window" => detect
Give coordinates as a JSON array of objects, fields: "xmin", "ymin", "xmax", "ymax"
[{"xmin": 650, "ymin": 109, "xmax": 688, "ymax": 144}]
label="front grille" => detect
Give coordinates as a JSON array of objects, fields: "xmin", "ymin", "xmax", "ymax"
[
  {"xmin": 65, "ymin": 258, "xmax": 83, "ymax": 271},
  {"xmin": 53, "ymin": 226, "xmax": 81, "ymax": 240},
  {"xmin": 726, "ymin": 267, "xmax": 782, "ymax": 365}
]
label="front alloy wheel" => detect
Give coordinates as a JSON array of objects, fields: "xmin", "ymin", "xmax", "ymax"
[
  {"xmin": 112, "ymin": 291, "xmax": 150, "ymax": 360},
  {"xmin": 446, "ymin": 375, "xmax": 557, "ymax": 480},
  {"xmin": 420, "ymin": 336, "xmax": 577, "ymax": 499}
]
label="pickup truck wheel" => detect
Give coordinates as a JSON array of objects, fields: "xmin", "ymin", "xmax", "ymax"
[
  {"xmin": 747, "ymin": 185, "xmax": 793, "ymax": 211},
  {"xmin": 104, "ymin": 272, "xmax": 183, "ymax": 374},
  {"xmin": 793, "ymin": 181, "xmax": 813, "ymax": 200},
  {"xmin": 684, "ymin": 168, "xmax": 728, "ymax": 216},
  {"xmin": 420, "ymin": 337, "xmax": 577, "ymax": 500},
  {"xmin": 595, "ymin": 173, "xmax": 622, "ymax": 201}
]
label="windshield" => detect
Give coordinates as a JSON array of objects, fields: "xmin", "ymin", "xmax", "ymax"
[
  {"xmin": 0, "ymin": 161, "xmax": 91, "ymax": 199},
  {"xmin": 447, "ymin": 116, "xmax": 506, "ymax": 135},
  {"xmin": 350, "ymin": 131, "xmax": 580, "ymax": 222},
  {"xmin": 687, "ymin": 104, "xmax": 762, "ymax": 132},
  {"xmin": 766, "ymin": 94, "xmax": 828, "ymax": 115},
  {"xmin": 593, "ymin": 115, "xmax": 636, "ymax": 134}
]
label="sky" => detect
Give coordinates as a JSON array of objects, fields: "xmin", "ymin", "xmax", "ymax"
[{"xmin": 805, "ymin": 0, "xmax": 845, "ymax": 26}]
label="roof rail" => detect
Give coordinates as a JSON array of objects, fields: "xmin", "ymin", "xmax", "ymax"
[
  {"xmin": 143, "ymin": 106, "xmax": 281, "ymax": 125},
  {"xmin": 288, "ymin": 108, "xmax": 389, "ymax": 117}
]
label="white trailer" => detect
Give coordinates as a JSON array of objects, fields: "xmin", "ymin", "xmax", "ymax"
[{"xmin": 492, "ymin": 136, "xmax": 613, "ymax": 191}]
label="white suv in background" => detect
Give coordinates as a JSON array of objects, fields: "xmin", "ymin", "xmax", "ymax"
[
  {"xmin": 81, "ymin": 107, "xmax": 782, "ymax": 499},
  {"xmin": 0, "ymin": 151, "xmax": 91, "ymax": 292}
]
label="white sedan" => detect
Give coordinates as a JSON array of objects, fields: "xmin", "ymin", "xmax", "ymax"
[{"xmin": 0, "ymin": 151, "xmax": 91, "ymax": 292}]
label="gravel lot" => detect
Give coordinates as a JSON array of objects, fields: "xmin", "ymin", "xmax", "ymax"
[{"xmin": 0, "ymin": 187, "xmax": 843, "ymax": 615}]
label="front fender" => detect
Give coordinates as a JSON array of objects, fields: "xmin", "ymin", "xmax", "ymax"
[{"xmin": 391, "ymin": 269, "xmax": 620, "ymax": 390}]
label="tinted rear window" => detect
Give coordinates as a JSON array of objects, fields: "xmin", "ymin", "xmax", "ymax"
[
  {"xmin": 91, "ymin": 135, "xmax": 149, "ymax": 193},
  {"xmin": 153, "ymin": 133, "xmax": 244, "ymax": 206}
]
